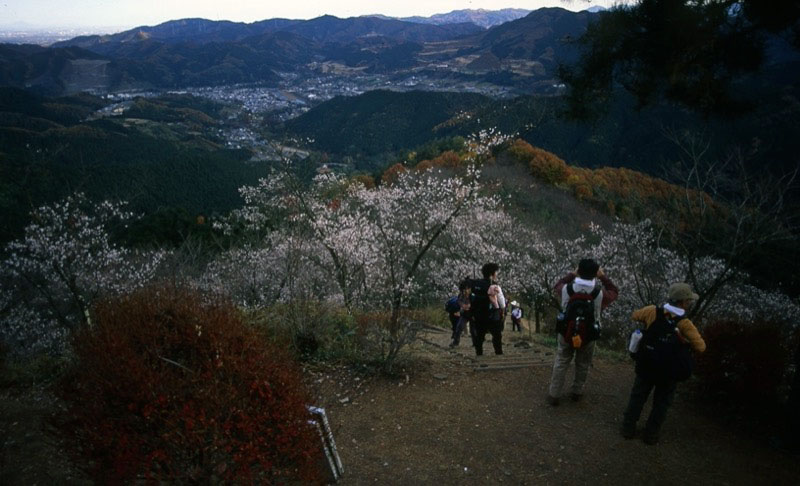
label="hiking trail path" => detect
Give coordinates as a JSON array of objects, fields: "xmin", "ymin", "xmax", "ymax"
[{"xmin": 314, "ymin": 318, "xmax": 797, "ymax": 485}]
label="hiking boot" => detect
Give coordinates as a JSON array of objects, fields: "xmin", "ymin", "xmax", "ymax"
[
  {"xmin": 546, "ymin": 395, "xmax": 560, "ymax": 407},
  {"xmin": 643, "ymin": 430, "xmax": 659, "ymax": 445},
  {"xmin": 570, "ymin": 393, "xmax": 583, "ymax": 402},
  {"xmin": 620, "ymin": 423, "xmax": 636, "ymax": 439}
]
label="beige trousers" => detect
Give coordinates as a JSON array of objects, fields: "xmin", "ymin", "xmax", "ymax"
[{"xmin": 548, "ymin": 333, "xmax": 596, "ymax": 397}]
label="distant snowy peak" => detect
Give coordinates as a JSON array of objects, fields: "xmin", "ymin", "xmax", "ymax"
[
  {"xmin": 368, "ymin": 8, "xmax": 532, "ymax": 29},
  {"xmin": 585, "ymin": 6, "xmax": 608, "ymax": 13}
]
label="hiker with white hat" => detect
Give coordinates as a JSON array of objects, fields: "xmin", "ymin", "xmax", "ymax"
[{"xmin": 510, "ymin": 301, "xmax": 522, "ymax": 332}]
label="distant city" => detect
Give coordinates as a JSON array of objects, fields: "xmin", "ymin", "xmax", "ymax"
[
  {"xmin": 97, "ymin": 71, "xmax": 526, "ymax": 154},
  {"xmin": 0, "ymin": 27, "xmax": 128, "ymax": 45}
]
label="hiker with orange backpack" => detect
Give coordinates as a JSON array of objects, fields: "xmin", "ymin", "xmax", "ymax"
[{"xmin": 546, "ymin": 259, "xmax": 619, "ymax": 406}]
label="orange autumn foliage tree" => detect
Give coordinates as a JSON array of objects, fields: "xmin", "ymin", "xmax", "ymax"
[
  {"xmin": 509, "ymin": 139, "xmax": 570, "ymax": 185},
  {"xmin": 506, "ymin": 139, "xmax": 723, "ymax": 222},
  {"xmin": 415, "ymin": 150, "xmax": 464, "ymax": 172}
]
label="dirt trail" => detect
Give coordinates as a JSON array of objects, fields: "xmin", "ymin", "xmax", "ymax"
[{"xmin": 312, "ymin": 322, "xmax": 798, "ymax": 485}]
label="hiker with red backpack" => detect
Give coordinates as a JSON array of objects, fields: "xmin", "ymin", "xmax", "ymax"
[
  {"xmin": 546, "ymin": 259, "xmax": 619, "ymax": 406},
  {"xmin": 621, "ymin": 282, "xmax": 706, "ymax": 445}
]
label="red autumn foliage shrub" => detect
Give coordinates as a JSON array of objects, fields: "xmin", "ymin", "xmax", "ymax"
[
  {"xmin": 381, "ymin": 162, "xmax": 407, "ymax": 185},
  {"xmin": 352, "ymin": 174, "xmax": 376, "ymax": 189},
  {"xmin": 60, "ymin": 286, "xmax": 321, "ymax": 483},
  {"xmin": 425, "ymin": 150, "xmax": 462, "ymax": 169},
  {"xmin": 414, "ymin": 159, "xmax": 436, "ymax": 172},
  {"xmin": 694, "ymin": 319, "xmax": 790, "ymax": 413}
]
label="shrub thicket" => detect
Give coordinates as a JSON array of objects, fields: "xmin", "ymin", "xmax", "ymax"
[
  {"xmin": 60, "ymin": 286, "xmax": 320, "ymax": 483},
  {"xmin": 251, "ymin": 303, "xmax": 360, "ymax": 362},
  {"xmin": 694, "ymin": 319, "xmax": 791, "ymax": 417}
]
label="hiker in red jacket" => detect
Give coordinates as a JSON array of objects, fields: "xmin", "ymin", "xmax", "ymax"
[{"xmin": 546, "ymin": 259, "xmax": 619, "ymax": 406}]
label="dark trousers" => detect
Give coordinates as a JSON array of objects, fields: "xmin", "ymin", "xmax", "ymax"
[
  {"xmin": 474, "ymin": 318, "xmax": 503, "ymax": 355},
  {"xmin": 452, "ymin": 317, "xmax": 468, "ymax": 345},
  {"xmin": 449, "ymin": 316, "xmax": 459, "ymax": 339},
  {"xmin": 623, "ymin": 373, "xmax": 677, "ymax": 436},
  {"xmin": 511, "ymin": 317, "xmax": 521, "ymax": 332}
]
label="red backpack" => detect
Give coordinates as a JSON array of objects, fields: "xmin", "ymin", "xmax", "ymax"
[{"xmin": 556, "ymin": 283, "xmax": 601, "ymax": 348}]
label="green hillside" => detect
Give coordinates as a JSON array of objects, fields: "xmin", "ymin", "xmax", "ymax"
[
  {"xmin": 283, "ymin": 77, "xmax": 800, "ymax": 176},
  {"xmin": 0, "ymin": 88, "xmax": 263, "ymax": 243},
  {"xmin": 284, "ymin": 90, "xmax": 491, "ymax": 160}
]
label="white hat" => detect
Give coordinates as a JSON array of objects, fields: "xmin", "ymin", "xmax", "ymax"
[{"xmin": 511, "ymin": 301, "xmax": 519, "ymax": 306}]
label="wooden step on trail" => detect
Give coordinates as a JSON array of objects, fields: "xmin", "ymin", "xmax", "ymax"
[
  {"xmin": 416, "ymin": 323, "xmax": 449, "ymax": 334},
  {"xmin": 477, "ymin": 354, "xmax": 544, "ymax": 361},
  {"xmin": 471, "ymin": 352, "xmax": 552, "ymax": 371},
  {"xmin": 417, "ymin": 325, "xmax": 556, "ymax": 371},
  {"xmin": 473, "ymin": 362, "xmax": 551, "ymax": 372}
]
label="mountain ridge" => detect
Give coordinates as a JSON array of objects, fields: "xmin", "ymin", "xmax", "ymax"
[
  {"xmin": 51, "ymin": 15, "xmax": 483, "ymax": 49},
  {"xmin": 3, "ymin": 8, "xmax": 597, "ymax": 96},
  {"xmin": 388, "ymin": 8, "xmax": 532, "ymax": 29}
]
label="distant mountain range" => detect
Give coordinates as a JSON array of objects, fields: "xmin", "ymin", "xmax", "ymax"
[
  {"xmin": 53, "ymin": 15, "xmax": 483, "ymax": 48},
  {"xmin": 376, "ymin": 8, "xmax": 532, "ymax": 29},
  {"xmin": 0, "ymin": 8, "xmax": 597, "ymax": 96}
]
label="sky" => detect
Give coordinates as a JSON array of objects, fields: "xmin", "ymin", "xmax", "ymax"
[{"xmin": 0, "ymin": 0, "xmax": 623, "ymax": 30}]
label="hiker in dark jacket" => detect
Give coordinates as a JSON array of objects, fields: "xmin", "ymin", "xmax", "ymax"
[
  {"xmin": 621, "ymin": 282, "xmax": 706, "ymax": 445},
  {"xmin": 547, "ymin": 259, "xmax": 619, "ymax": 406},
  {"xmin": 472, "ymin": 263, "xmax": 506, "ymax": 356},
  {"xmin": 446, "ymin": 294, "xmax": 461, "ymax": 344},
  {"xmin": 449, "ymin": 279, "xmax": 472, "ymax": 348}
]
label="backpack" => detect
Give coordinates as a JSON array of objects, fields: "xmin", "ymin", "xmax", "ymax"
[
  {"xmin": 556, "ymin": 283, "xmax": 601, "ymax": 348},
  {"xmin": 445, "ymin": 296, "xmax": 460, "ymax": 315},
  {"xmin": 470, "ymin": 278, "xmax": 497, "ymax": 322},
  {"xmin": 633, "ymin": 306, "xmax": 694, "ymax": 382}
]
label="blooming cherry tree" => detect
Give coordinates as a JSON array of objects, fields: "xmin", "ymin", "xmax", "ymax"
[
  {"xmin": 465, "ymin": 127, "xmax": 516, "ymax": 158},
  {"xmin": 220, "ymin": 168, "xmax": 373, "ymax": 310},
  {"xmin": 1, "ymin": 193, "xmax": 165, "ymax": 354}
]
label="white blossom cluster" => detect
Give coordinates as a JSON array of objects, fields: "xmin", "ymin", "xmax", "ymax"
[
  {"xmin": 0, "ymin": 289, "xmax": 65, "ymax": 355},
  {"xmin": 213, "ymin": 165, "xmax": 497, "ymax": 313},
  {"xmin": 199, "ymin": 164, "xmax": 505, "ymax": 369},
  {"xmin": 465, "ymin": 128, "xmax": 516, "ymax": 157},
  {"xmin": 198, "ymin": 233, "xmax": 333, "ymax": 309},
  {"xmin": 0, "ymin": 193, "xmax": 166, "ymax": 355},
  {"xmin": 586, "ymin": 220, "xmax": 800, "ymax": 338}
]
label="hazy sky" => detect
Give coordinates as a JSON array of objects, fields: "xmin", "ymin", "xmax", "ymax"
[{"xmin": 0, "ymin": 1, "xmax": 622, "ymax": 30}]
